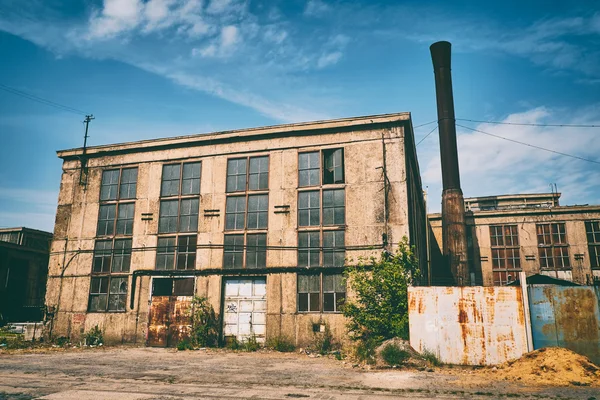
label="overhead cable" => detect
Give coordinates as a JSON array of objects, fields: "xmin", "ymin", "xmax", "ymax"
[
  {"xmin": 456, "ymin": 118, "xmax": 600, "ymax": 128},
  {"xmin": 0, "ymin": 83, "xmax": 89, "ymax": 116},
  {"xmin": 416, "ymin": 125, "xmax": 438, "ymax": 146},
  {"xmin": 456, "ymin": 123, "xmax": 600, "ymax": 166}
]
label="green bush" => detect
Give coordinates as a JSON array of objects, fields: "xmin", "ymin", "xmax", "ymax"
[
  {"xmin": 355, "ymin": 336, "xmax": 378, "ymax": 365},
  {"xmin": 84, "ymin": 325, "xmax": 103, "ymax": 346},
  {"xmin": 177, "ymin": 337, "xmax": 194, "ymax": 351},
  {"xmin": 54, "ymin": 336, "xmax": 69, "ymax": 346},
  {"xmin": 189, "ymin": 296, "xmax": 219, "ymax": 348},
  {"xmin": 266, "ymin": 335, "xmax": 295, "ymax": 352},
  {"xmin": 380, "ymin": 343, "xmax": 410, "ymax": 366},
  {"xmin": 343, "ymin": 238, "xmax": 420, "ymax": 343},
  {"xmin": 226, "ymin": 337, "xmax": 240, "ymax": 350},
  {"xmin": 312, "ymin": 323, "xmax": 335, "ymax": 355},
  {"xmin": 421, "ymin": 348, "xmax": 441, "ymax": 366},
  {"xmin": 241, "ymin": 335, "xmax": 260, "ymax": 352}
]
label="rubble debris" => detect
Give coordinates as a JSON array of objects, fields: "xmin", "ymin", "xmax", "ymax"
[{"xmin": 484, "ymin": 347, "xmax": 600, "ymax": 387}]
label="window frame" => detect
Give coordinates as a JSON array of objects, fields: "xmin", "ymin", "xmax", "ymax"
[
  {"xmin": 586, "ymin": 221, "xmax": 600, "ymax": 269},
  {"xmin": 297, "ymin": 272, "xmax": 346, "ymax": 313},
  {"xmin": 90, "ymin": 167, "xmax": 138, "ymax": 313},
  {"xmin": 298, "ymin": 148, "xmax": 345, "ymax": 188},
  {"xmin": 223, "ymin": 232, "xmax": 267, "ymax": 269},
  {"xmin": 223, "ymin": 155, "xmax": 269, "ymax": 269},
  {"xmin": 157, "ymin": 161, "xmax": 201, "ymax": 271},
  {"xmin": 489, "ymin": 225, "xmax": 521, "ymax": 286},
  {"xmin": 536, "ymin": 222, "xmax": 571, "ymax": 270}
]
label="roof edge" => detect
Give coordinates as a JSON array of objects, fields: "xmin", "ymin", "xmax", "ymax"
[{"xmin": 57, "ymin": 112, "xmax": 411, "ymax": 159}]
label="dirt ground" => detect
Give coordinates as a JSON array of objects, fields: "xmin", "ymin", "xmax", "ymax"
[{"xmin": 1, "ymin": 347, "xmax": 599, "ymax": 400}]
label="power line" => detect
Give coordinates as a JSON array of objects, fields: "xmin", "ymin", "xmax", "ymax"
[
  {"xmin": 416, "ymin": 125, "xmax": 438, "ymax": 146},
  {"xmin": 456, "ymin": 118, "xmax": 600, "ymax": 128},
  {"xmin": 456, "ymin": 123, "xmax": 600, "ymax": 166},
  {"xmin": 413, "ymin": 120, "xmax": 437, "ymax": 129},
  {"xmin": 0, "ymin": 83, "xmax": 89, "ymax": 116}
]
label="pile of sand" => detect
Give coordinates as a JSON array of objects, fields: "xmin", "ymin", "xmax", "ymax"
[{"xmin": 488, "ymin": 347, "xmax": 600, "ymax": 387}]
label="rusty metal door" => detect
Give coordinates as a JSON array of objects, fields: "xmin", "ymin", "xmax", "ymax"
[
  {"xmin": 147, "ymin": 278, "xmax": 194, "ymax": 347},
  {"xmin": 529, "ymin": 285, "xmax": 600, "ymax": 364},
  {"xmin": 223, "ymin": 278, "xmax": 266, "ymax": 344}
]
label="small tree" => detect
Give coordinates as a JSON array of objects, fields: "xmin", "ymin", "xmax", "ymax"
[
  {"xmin": 188, "ymin": 296, "xmax": 219, "ymax": 347},
  {"xmin": 343, "ymin": 237, "xmax": 420, "ymax": 344}
]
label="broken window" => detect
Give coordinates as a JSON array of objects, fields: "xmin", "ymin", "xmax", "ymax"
[
  {"xmin": 322, "ymin": 149, "xmax": 344, "ymax": 184},
  {"xmin": 489, "ymin": 225, "xmax": 520, "ymax": 286},
  {"xmin": 586, "ymin": 221, "xmax": 600, "ymax": 269},
  {"xmin": 158, "ymin": 161, "xmax": 201, "ymax": 270},
  {"xmin": 536, "ymin": 223, "xmax": 570, "ymax": 270},
  {"xmin": 298, "ymin": 273, "xmax": 345, "ymax": 313},
  {"xmin": 224, "ymin": 156, "xmax": 269, "ymax": 268}
]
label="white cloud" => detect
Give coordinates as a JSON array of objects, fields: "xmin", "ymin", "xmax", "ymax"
[
  {"xmin": 317, "ymin": 51, "xmax": 342, "ymax": 68},
  {"xmin": 88, "ymin": 0, "xmax": 144, "ymax": 39},
  {"xmin": 221, "ymin": 25, "xmax": 238, "ymax": 48},
  {"xmin": 304, "ymin": 0, "xmax": 331, "ymax": 17},
  {"xmin": 419, "ymin": 106, "xmax": 600, "ymax": 212}
]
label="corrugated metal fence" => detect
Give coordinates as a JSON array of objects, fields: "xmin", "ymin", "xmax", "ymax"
[
  {"xmin": 409, "ymin": 285, "xmax": 600, "ymax": 365},
  {"xmin": 408, "ymin": 286, "xmax": 528, "ymax": 365}
]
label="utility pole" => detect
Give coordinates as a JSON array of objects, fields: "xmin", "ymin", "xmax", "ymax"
[{"xmin": 79, "ymin": 114, "xmax": 95, "ymax": 187}]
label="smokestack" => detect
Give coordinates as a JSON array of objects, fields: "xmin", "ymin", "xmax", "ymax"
[{"xmin": 430, "ymin": 41, "xmax": 469, "ymax": 286}]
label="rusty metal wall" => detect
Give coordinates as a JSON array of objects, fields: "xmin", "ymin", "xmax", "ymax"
[
  {"xmin": 529, "ymin": 285, "xmax": 600, "ymax": 364},
  {"xmin": 408, "ymin": 286, "xmax": 528, "ymax": 365}
]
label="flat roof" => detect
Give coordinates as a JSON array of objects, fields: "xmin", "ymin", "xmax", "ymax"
[
  {"xmin": 464, "ymin": 192, "xmax": 561, "ymax": 202},
  {"xmin": 0, "ymin": 227, "xmax": 53, "ymax": 236},
  {"xmin": 57, "ymin": 112, "xmax": 412, "ymax": 160}
]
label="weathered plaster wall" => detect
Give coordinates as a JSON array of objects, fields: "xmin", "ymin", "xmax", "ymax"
[{"xmin": 46, "ymin": 121, "xmax": 418, "ymax": 346}]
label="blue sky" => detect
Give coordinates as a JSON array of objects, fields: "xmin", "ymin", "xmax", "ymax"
[{"xmin": 1, "ymin": 0, "xmax": 599, "ymax": 232}]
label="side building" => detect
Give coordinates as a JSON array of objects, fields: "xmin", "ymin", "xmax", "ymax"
[
  {"xmin": 429, "ymin": 193, "xmax": 600, "ymax": 286},
  {"xmin": 46, "ymin": 113, "xmax": 428, "ymax": 346},
  {"xmin": 0, "ymin": 227, "xmax": 52, "ymax": 324}
]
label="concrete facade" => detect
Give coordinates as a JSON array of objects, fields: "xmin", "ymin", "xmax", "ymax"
[
  {"xmin": 429, "ymin": 193, "xmax": 600, "ymax": 286},
  {"xmin": 45, "ymin": 113, "xmax": 427, "ymax": 346}
]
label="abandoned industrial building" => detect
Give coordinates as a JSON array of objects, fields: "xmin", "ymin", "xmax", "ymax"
[
  {"xmin": 429, "ymin": 192, "xmax": 600, "ymax": 286},
  {"xmin": 0, "ymin": 227, "xmax": 52, "ymax": 325},
  {"xmin": 45, "ymin": 113, "xmax": 427, "ymax": 346}
]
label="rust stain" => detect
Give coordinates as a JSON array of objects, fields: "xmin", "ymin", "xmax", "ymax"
[{"xmin": 554, "ymin": 288, "xmax": 599, "ymax": 343}]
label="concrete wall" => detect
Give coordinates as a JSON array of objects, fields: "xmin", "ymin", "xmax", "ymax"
[
  {"xmin": 430, "ymin": 208, "xmax": 600, "ymax": 286},
  {"xmin": 408, "ymin": 286, "xmax": 528, "ymax": 365},
  {"xmin": 46, "ymin": 117, "xmax": 421, "ymax": 346}
]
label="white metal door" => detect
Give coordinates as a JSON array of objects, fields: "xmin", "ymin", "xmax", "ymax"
[{"xmin": 223, "ymin": 278, "xmax": 266, "ymax": 343}]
